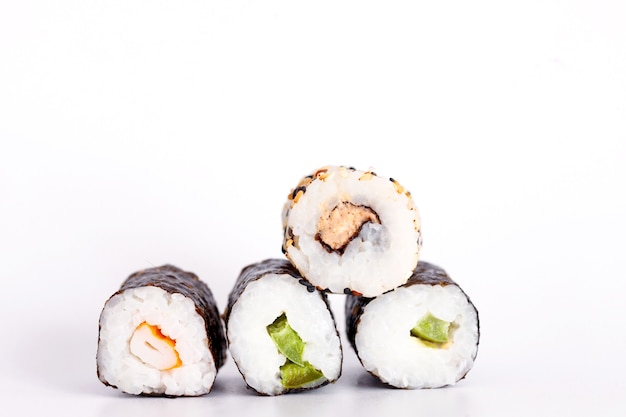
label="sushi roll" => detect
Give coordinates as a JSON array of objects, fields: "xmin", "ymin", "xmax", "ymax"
[
  {"xmin": 282, "ymin": 165, "xmax": 422, "ymax": 297},
  {"xmin": 345, "ymin": 261, "xmax": 479, "ymax": 389},
  {"xmin": 97, "ymin": 265, "xmax": 227, "ymax": 396},
  {"xmin": 224, "ymin": 258, "xmax": 343, "ymax": 395}
]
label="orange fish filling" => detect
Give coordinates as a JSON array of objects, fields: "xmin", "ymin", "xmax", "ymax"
[{"xmin": 129, "ymin": 322, "xmax": 182, "ymax": 370}]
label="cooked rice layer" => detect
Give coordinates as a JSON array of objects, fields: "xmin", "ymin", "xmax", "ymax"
[
  {"xmin": 227, "ymin": 272, "xmax": 342, "ymax": 395},
  {"xmin": 350, "ymin": 283, "xmax": 479, "ymax": 389},
  {"xmin": 97, "ymin": 286, "xmax": 217, "ymax": 396}
]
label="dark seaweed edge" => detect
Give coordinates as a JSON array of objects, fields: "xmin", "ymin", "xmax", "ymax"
[{"xmin": 223, "ymin": 258, "xmax": 343, "ymax": 396}]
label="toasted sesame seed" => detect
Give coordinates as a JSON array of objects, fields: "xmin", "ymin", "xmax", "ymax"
[
  {"xmin": 390, "ymin": 178, "xmax": 405, "ymax": 194},
  {"xmin": 293, "ymin": 189, "xmax": 304, "ymax": 204}
]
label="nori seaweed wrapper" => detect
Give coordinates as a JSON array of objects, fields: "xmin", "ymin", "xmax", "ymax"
[
  {"xmin": 223, "ymin": 258, "xmax": 341, "ymax": 395},
  {"xmin": 103, "ymin": 264, "xmax": 228, "ymax": 372},
  {"xmin": 223, "ymin": 258, "xmax": 325, "ymax": 323},
  {"xmin": 345, "ymin": 260, "xmax": 480, "ymax": 359}
]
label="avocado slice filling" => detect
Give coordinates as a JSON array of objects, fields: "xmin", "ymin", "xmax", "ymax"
[
  {"xmin": 410, "ymin": 313, "xmax": 451, "ymax": 345},
  {"xmin": 267, "ymin": 313, "xmax": 325, "ymax": 388}
]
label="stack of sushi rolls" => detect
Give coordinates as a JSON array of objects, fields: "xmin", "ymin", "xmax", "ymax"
[
  {"xmin": 97, "ymin": 265, "xmax": 227, "ymax": 396},
  {"xmin": 282, "ymin": 165, "xmax": 480, "ymax": 389},
  {"xmin": 96, "ymin": 164, "xmax": 479, "ymax": 397},
  {"xmin": 223, "ymin": 259, "xmax": 343, "ymax": 396}
]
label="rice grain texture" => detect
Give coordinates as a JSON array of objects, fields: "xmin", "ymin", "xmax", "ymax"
[{"xmin": 97, "ymin": 265, "xmax": 227, "ymax": 396}]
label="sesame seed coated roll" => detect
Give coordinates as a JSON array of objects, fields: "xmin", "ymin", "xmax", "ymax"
[{"xmin": 282, "ymin": 165, "xmax": 422, "ymax": 297}]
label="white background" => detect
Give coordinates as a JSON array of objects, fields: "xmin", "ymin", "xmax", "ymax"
[{"xmin": 1, "ymin": 1, "xmax": 625, "ymax": 416}]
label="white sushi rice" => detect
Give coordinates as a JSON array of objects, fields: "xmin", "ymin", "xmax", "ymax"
[
  {"xmin": 285, "ymin": 166, "xmax": 421, "ymax": 297},
  {"xmin": 97, "ymin": 286, "xmax": 217, "ymax": 396},
  {"xmin": 227, "ymin": 274, "xmax": 342, "ymax": 395},
  {"xmin": 354, "ymin": 284, "xmax": 479, "ymax": 389}
]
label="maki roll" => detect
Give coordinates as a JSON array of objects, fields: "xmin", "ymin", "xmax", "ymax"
[
  {"xmin": 224, "ymin": 259, "xmax": 342, "ymax": 395},
  {"xmin": 345, "ymin": 261, "xmax": 479, "ymax": 389},
  {"xmin": 97, "ymin": 265, "xmax": 227, "ymax": 396},
  {"xmin": 282, "ymin": 165, "xmax": 421, "ymax": 297}
]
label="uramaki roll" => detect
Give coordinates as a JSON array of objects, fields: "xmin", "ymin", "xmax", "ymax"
[
  {"xmin": 282, "ymin": 165, "xmax": 422, "ymax": 298},
  {"xmin": 345, "ymin": 261, "xmax": 479, "ymax": 389},
  {"xmin": 224, "ymin": 259, "xmax": 343, "ymax": 396},
  {"xmin": 97, "ymin": 265, "xmax": 227, "ymax": 396}
]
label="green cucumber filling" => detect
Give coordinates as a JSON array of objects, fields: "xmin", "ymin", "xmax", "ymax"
[
  {"xmin": 410, "ymin": 313, "xmax": 451, "ymax": 345},
  {"xmin": 280, "ymin": 361, "xmax": 324, "ymax": 389},
  {"xmin": 267, "ymin": 313, "xmax": 325, "ymax": 388}
]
